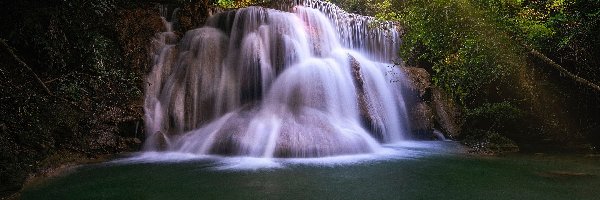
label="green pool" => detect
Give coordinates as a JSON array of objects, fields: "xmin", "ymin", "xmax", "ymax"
[{"xmin": 22, "ymin": 142, "xmax": 600, "ymax": 200}]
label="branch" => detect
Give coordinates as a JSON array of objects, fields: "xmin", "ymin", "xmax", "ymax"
[
  {"xmin": 1, "ymin": 39, "xmax": 85, "ymax": 111},
  {"xmin": 528, "ymin": 48, "xmax": 600, "ymax": 93},
  {"xmin": 0, "ymin": 39, "xmax": 53, "ymax": 95}
]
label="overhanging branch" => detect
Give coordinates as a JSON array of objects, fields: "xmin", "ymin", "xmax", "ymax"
[
  {"xmin": 1, "ymin": 39, "xmax": 53, "ymax": 96},
  {"xmin": 528, "ymin": 48, "xmax": 600, "ymax": 93},
  {"xmin": 1, "ymin": 39, "xmax": 85, "ymax": 111}
]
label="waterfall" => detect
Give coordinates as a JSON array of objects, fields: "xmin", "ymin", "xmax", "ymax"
[{"xmin": 144, "ymin": 2, "xmax": 410, "ymax": 158}]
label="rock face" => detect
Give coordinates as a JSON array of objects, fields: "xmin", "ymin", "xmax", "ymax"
[{"xmin": 394, "ymin": 66, "xmax": 461, "ymax": 139}]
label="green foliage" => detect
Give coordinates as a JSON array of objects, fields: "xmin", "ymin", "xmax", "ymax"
[
  {"xmin": 217, "ymin": 0, "xmax": 236, "ymax": 8},
  {"xmin": 0, "ymin": 0, "xmax": 143, "ymax": 107},
  {"xmin": 373, "ymin": 0, "xmax": 400, "ymax": 21},
  {"xmin": 398, "ymin": 0, "xmax": 522, "ymax": 104},
  {"xmin": 394, "ymin": 0, "xmax": 599, "ymax": 102},
  {"xmin": 338, "ymin": 0, "xmax": 599, "ymax": 151},
  {"xmin": 330, "ymin": 0, "xmax": 533, "ymax": 152},
  {"xmin": 465, "ymin": 102, "xmax": 523, "ymax": 130},
  {"xmin": 327, "ymin": 0, "xmax": 375, "ymax": 15},
  {"xmin": 216, "ymin": 0, "xmax": 261, "ymax": 8},
  {"xmin": 327, "ymin": 0, "xmax": 404, "ymax": 17},
  {"xmin": 473, "ymin": 0, "xmax": 600, "ymax": 83}
]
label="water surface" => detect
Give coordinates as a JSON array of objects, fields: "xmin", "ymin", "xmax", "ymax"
[{"xmin": 22, "ymin": 142, "xmax": 600, "ymax": 200}]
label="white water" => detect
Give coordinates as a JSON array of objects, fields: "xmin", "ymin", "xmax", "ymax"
[
  {"xmin": 144, "ymin": 2, "xmax": 409, "ymax": 158},
  {"xmin": 114, "ymin": 141, "xmax": 463, "ymax": 170}
]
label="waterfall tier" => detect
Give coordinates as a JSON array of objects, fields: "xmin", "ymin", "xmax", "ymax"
[{"xmin": 144, "ymin": 3, "xmax": 409, "ymax": 158}]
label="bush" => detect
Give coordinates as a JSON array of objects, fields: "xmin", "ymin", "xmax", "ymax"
[{"xmin": 398, "ymin": 0, "xmax": 523, "ymax": 104}]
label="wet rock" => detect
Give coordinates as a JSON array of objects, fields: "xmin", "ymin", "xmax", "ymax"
[
  {"xmin": 349, "ymin": 55, "xmax": 386, "ymax": 141},
  {"xmin": 208, "ymin": 109, "xmax": 255, "ymax": 156},
  {"xmin": 432, "ymin": 129, "xmax": 447, "ymax": 140},
  {"xmin": 395, "ymin": 66, "xmax": 434, "ymax": 138},
  {"xmin": 399, "ymin": 66, "xmax": 431, "ymax": 98},
  {"xmin": 431, "ymin": 87, "xmax": 461, "ymax": 138},
  {"xmin": 155, "ymin": 131, "xmax": 169, "ymax": 151},
  {"xmin": 274, "ymin": 110, "xmax": 373, "ymax": 157},
  {"xmin": 409, "ymin": 102, "xmax": 435, "ymax": 139},
  {"xmin": 395, "ymin": 66, "xmax": 462, "ymax": 139}
]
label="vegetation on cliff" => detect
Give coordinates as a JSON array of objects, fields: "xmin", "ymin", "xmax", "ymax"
[{"xmin": 333, "ymin": 0, "xmax": 600, "ymax": 153}]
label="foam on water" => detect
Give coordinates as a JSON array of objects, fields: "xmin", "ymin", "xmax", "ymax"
[{"xmin": 115, "ymin": 141, "xmax": 456, "ymax": 170}]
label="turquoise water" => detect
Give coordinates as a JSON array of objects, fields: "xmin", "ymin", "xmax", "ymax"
[{"xmin": 22, "ymin": 142, "xmax": 600, "ymax": 200}]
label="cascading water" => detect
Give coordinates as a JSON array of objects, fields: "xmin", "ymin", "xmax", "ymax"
[{"xmin": 144, "ymin": 1, "xmax": 410, "ymax": 158}]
